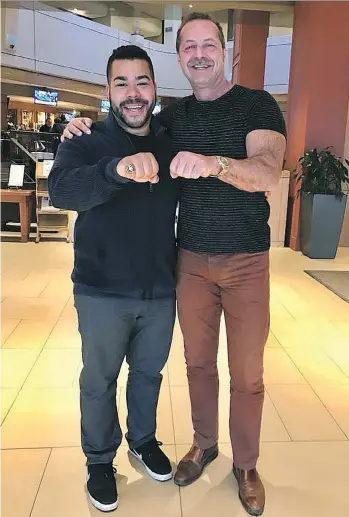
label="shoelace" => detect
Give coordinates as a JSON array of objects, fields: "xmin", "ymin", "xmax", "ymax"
[
  {"xmin": 90, "ymin": 464, "xmax": 117, "ymax": 481},
  {"xmin": 140, "ymin": 440, "xmax": 163, "ymax": 457},
  {"xmin": 102, "ymin": 466, "xmax": 117, "ymax": 481}
]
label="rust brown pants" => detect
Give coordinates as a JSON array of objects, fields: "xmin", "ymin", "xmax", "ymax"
[{"xmin": 177, "ymin": 249, "xmax": 270, "ymax": 470}]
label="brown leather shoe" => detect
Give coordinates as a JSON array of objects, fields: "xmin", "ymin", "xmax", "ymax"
[
  {"xmin": 174, "ymin": 444, "xmax": 218, "ymax": 487},
  {"xmin": 233, "ymin": 465, "xmax": 265, "ymax": 516}
]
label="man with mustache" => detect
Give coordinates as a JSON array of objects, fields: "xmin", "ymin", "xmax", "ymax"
[
  {"xmin": 62, "ymin": 12, "xmax": 286, "ymax": 516},
  {"xmin": 48, "ymin": 45, "xmax": 179, "ymax": 513}
]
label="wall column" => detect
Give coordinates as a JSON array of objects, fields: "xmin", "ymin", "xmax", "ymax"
[
  {"xmin": 285, "ymin": 1, "xmax": 349, "ymax": 249},
  {"xmin": 232, "ymin": 10, "xmax": 270, "ymax": 89},
  {"xmin": 164, "ymin": 5, "xmax": 182, "ymax": 49}
]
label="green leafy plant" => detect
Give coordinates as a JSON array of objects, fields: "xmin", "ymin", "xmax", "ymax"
[{"xmin": 295, "ymin": 147, "xmax": 349, "ymax": 199}]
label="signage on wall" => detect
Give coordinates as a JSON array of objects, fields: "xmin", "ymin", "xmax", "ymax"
[{"xmin": 33, "ymin": 89, "xmax": 58, "ymax": 107}]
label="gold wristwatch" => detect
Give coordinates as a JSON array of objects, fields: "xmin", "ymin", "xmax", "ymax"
[{"xmin": 212, "ymin": 156, "xmax": 229, "ymax": 177}]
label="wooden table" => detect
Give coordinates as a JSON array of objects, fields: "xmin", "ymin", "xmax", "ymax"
[{"xmin": 1, "ymin": 189, "xmax": 35, "ymax": 242}]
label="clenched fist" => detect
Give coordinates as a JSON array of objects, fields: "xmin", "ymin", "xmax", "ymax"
[
  {"xmin": 117, "ymin": 153, "xmax": 159, "ymax": 184},
  {"xmin": 61, "ymin": 117, "xmax": 92, "ymax": 141},
  {"xmin": 170, "ymin": 152, "xmax": 219, "ymax": 179}
]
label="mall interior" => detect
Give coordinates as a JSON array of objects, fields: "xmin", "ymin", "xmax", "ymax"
[{"xmin": 1, "ymin": 1, "xmax": 349, "ymax": 516}]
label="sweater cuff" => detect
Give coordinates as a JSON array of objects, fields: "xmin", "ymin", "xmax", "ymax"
[{"xmin": 105, "ymin": 158, "xmax": 132, "ymax": 185}]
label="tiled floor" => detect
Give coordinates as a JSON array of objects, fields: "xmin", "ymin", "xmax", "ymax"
[{"xmin": 1, "ymin": 241, "xmax": 349, "ymax": 517}]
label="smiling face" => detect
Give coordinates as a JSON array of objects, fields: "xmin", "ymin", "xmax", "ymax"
[
  {"xmin": 107, "ymin": 59, "xmax": 156, "ymax": 131},
  {"xmin": 177, "ymin": 19, "xmax": 225, "ymax": 91}
]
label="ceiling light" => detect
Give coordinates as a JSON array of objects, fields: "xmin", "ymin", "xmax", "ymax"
[
  {"xmin": 71, "ymin": 8, "xmax": 86, "ymax": 16},
  {"xmin": 189, "ymin": 4, "xmax": 193, "ymax": 8}
]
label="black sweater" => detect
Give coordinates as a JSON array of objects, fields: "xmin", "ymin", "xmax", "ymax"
[{"xmin": 48, "ymin": 114, "xmax": 179, "ymax": 299}]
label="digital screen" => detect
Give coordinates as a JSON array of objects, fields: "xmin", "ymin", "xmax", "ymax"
[
  {"xmin": 100, "ymin": 100, "xmax": 110, "ymax": 113},
  {"xmin": 34, "ymin": 89, "xmax": 58, "ymax": 107}
]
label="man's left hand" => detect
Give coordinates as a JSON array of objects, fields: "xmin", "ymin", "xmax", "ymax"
[{"xmin": 170, "ymin": 152, "xmax": 219, "ymax": 179}]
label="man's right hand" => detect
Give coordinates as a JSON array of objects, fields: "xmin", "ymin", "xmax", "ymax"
[
  {"xmin": 61, "ymin": 117, "xmax": 93, "ymax": 141},
  {"xmin": 117, "ymin": 153, "xmax": 159, "ymax": 184}
]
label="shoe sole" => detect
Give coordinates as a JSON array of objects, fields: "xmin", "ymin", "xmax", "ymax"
[
  {"xmin": 174, "ymin": 449, "xmax": 219, "ymax": 487},
  {"xmin": 233, "ymin": 468, "xmax": 264, "ymax": 517},
  {"xmin": 128, "ymin": 449, "xmax": 173, "ymax": 482},
  {"xmin": 88, "ymin": 493, "xmax": 118, "ymax": 513}
]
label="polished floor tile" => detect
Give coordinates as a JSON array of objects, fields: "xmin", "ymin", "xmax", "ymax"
[
  {"xmin": 257, "ymin": 441, "xmax": 349, "ymax": 517},
  {"xmin": 1, "ymin": 349, "xmax": 40, "ymax": 388},
  {"xmin": 260, "ymin": 393, "xmax": 291, "ymax": 442},
  {"xmin": 1, "ymin": 318, "xmax": 20, "ymax": 345},
  {"xmin": 311, "ymin": 384, "xmax": 349, "ymax": 438},
  {"xmin": 265, "ymin": 332, "xmax": 281, "ymax": 348},
  {"xmin": 1, "ymin": 387, "xmax": 80, "ymax": 449},
  {"xmin": 1, "ymin": 297, "xmax": 66, "ymax": 321},
  {"xmin": 39, "ymin": 275, "xmax": 73, "ymax": 300},
  {"xmin": 30, "ymin": 446, "xmax": 180, "ymax": 517},
  {"xmin": 267, "ymin": 384, "xmax": 347, "ymax": 441},
  {"xmin": 177, "ymin": 442, "xmax": 349, "ymax": 517},
  {"xmin": 219, "ymin": 387, "xmax": 291, "ymax": 443},
  {"xmin": 1, "ymin": 272, "xmax": 50, "ymax": 298},
  {"xmin": 1, "ymin": 388, "xmax": 19, "ymax": 424},
  {"xmin": 264, "ymin": 348, "xmax": 306, "ymax": 385},
  {"xmin": 322, "ymin": 342, "xmax": 349, "ymax": 377},
  {"xmin": 44, "ymin": 318, "xmax": 81, "ymax": 349},
  {"xmin": 1, "ymin": 449, "xmax": 51, "ymax": 517},
  {"xmin": 3, "ymin": 320, "xmax": 54, "ymax": 349},
  {"xmin": 1, "ymin": 242, "xmax": 349, "ymax": 517},
  {"xmin": 24, "ymin": 349, "xmax": 81, "ymax": 388},
  {"xmin": 287, "ymin": 348, "xmax": 349, "ymax": 387},
  {"xmin": 59, "ymin": 298, "xmax": 77, "ymax": 321}
]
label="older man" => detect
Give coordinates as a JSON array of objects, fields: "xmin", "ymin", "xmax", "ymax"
[{"xmin": 62, "ymin": 13, "xmax": 286, "ymax": 516}]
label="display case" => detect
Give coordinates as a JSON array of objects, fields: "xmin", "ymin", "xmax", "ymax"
[{"xmin": 35, "ymin": 161, "xmax": 71, "ymax": 243}]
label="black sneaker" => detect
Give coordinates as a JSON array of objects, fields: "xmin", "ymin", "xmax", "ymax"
[
  {"xmin": 129, "ymin": 439, "xmax": 172, "ymax": 482},
  {"xmin": 87, "ymin": 463, "xmax": 118, "ymax": 512}
]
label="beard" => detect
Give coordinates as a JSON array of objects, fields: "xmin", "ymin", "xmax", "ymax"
[{"xmin": 109, "ymin": 95, "xmax": 155, "ymax": 129}]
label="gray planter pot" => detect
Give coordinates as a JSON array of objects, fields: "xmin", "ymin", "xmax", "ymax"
[{"xmin": 300, "ymin": 193, "xmax": 347, "ymax": 259}]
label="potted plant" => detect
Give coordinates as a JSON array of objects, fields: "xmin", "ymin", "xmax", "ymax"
[{"xmin": 295, "ymin": 147, "xmax": 349, "ymax": 259}]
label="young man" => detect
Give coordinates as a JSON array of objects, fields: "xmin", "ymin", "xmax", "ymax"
[
  {"xmin": 49, "ymin": 46, "xmax": 179, "ymax": 513},
  {"xmin": 62, "ymin": 13, "xmax": 286, "ymax": 516},
  {"xmin": 39, "ymin": 117, "xmax": 52, "ymax": 132}
]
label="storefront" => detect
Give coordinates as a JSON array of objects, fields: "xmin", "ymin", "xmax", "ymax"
[{"xmin": 7, "ymin": 98, "xmax": 81, "ymax": 131}]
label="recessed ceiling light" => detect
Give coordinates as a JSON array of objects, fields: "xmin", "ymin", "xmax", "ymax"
[{"xmin": 71, "ymin": 7, "xmax": 86, "ymax": 15}]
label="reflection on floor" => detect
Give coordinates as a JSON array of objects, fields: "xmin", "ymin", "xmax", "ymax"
[{"xmin": 1, "ymin": 241, "xmax": 349, "ymax": 517}]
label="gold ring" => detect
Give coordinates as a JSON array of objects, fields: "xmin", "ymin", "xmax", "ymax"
[{"xmin": 125, "ymin": 163, "xmax": 136, "ymax": 174}]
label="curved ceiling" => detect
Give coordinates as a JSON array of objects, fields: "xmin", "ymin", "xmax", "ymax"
[
  {"xmin": 37, "ymin": 1, "xmax": 294, "ymax": 36},
  {"xmin": 45, "ymin": 1, "xmax": 109, "ymax": 19}
]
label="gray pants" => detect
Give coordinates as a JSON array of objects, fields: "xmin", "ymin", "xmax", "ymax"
[{"xmin": 74, "ymin": 294, "xmax": 176, "ymax": 465}]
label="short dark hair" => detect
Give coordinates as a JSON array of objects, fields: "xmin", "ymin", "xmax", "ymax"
[
  {"xmin": 106, "ymin": 45, "xmax": 155, "ymax": 83},
  {"xmin": 176, "ymin": 12, "xmax": 225, "ymax": 53}
]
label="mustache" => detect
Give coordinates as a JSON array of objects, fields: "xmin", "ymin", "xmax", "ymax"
[
  {"xmin": 120, "ymin": 98, "xmax": 148, "ymax": 108},
  {"xmin": 188, "ymin": 58, "xmax": 214, "ymax": 68}
]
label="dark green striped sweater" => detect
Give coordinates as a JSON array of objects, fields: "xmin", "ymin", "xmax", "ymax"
[{"xmin": 158, "ymin": 84, "xmax": 287, "ymax": 254}]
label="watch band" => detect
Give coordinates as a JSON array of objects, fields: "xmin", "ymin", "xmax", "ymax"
[{"xmin": 215, "ymin": 156, "xmax": 229, "ymax": 177}]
